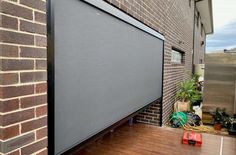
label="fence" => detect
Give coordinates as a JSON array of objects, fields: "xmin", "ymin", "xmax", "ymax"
[{"xmin": 203, "ymin": 52, "xmax": 236, "ymax": 116}]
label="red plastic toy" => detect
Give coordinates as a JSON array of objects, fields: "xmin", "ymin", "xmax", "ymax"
[{"xmin": 182, "ymin": 131, "xmax": 202, "ymax": 146}]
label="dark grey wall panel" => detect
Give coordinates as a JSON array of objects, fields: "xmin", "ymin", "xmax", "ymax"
[{"xmin": 54, "ymin": 0, "xmax": 164, "ymax": 154}]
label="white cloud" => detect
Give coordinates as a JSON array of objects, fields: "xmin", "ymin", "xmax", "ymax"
[
  {"xmin": 213, "ymin": 0, "xmax": 236, "ymax": 29},
  {"xmin": 206, "ymin": 0, "xmax": 236, "ymax": 52}
]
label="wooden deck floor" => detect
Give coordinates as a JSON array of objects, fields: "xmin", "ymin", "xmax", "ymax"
[{"xmin": 71, "ymin": 123, "xmax": 236, "ymax": 155}]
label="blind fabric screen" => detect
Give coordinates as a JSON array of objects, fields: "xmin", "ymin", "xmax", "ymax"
[{"xmin": 54, "ymin": 0, "xmax": 164, "ymax": 154}]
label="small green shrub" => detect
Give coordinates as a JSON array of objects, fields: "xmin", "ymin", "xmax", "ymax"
[{"xmin": 176, "ymin": 79, "xmax": 201, "ymax": 103}]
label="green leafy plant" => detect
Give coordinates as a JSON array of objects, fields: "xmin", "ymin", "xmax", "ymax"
[
  {"xmin": 191, "ymin": 74, "xmax": 200, "ymax": 84},
  {"xmin": 176, "ymin": 79, "xmax": 201, "ymax": 103},
  {"xmin": 189, "ymin": 91, "xmax": 201, "ymax": 104}
]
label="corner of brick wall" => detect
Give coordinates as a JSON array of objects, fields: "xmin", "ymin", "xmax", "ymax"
[
  {"xmin": 135, "ymin": 99, "xmax": 161, "ymax": 126},
  {"xmin": 0, "ymin": 0, "xmax": 47, "ymax": 154}
]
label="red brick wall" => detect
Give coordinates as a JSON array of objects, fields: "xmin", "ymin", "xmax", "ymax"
[
  {"xmin": 0, "ymin": 0, "xmax": 47, "ymax": 154},
  {"xmin": 135, "ymin": 99, "xmax": 161, "ymax": 125},
  {"xmin": 104, "ymin": 0, "xmax": 206, "ymax": 125}
]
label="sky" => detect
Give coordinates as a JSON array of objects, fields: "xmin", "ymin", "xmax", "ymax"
[{"xmin": 206, "ymin": 0, "xmax": 236, "ymax": 52}]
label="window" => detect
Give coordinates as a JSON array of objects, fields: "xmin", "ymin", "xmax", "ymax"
[
  {"xmin": 189, "ymin": 0, "xmax": 191, "ymax": 7},
  {"xmin": 171, "ymin": 49, "xmax": 184, "ymax": 64}
]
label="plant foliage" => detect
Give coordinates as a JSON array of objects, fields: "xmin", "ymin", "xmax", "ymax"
[{"xmin": 176, "ymin": 79, "xmax": 201, "ymax": 103}]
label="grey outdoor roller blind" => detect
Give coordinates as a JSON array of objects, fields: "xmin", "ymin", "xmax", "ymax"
[{"xmin": 54, "ymin": 0, "xmax": 164, "ymax": 154}]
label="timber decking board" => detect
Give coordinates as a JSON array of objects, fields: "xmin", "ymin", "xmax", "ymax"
[{"xmin": 71, "ymin": 123, "xmax": 236, "ymax": 155}]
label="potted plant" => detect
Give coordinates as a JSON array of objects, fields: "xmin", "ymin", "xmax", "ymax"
[
  {"xmin": 175, "ymin": 79, "xmax": 201, "ymax": 112},
  {"xmin": 228, "ymin": 115, "xmax": 236, "ymax": 135},
  {"xmin": 213, "ymin": 108, "xmax": 224, "ymax": 130}
]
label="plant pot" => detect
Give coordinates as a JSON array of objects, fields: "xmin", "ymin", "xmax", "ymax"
[
  {"xmin": 214, "ymin": 123, "xmax": 222, "ymax": 131},
  {"xmin": 174, "ymin": 101, "xmax": 190, "ymax": 112},
  {"xmin": 192, "ymin": 99, "xmax": 202, "ymax": 107},
  {"xmin": 228, "ymin": 117, "xmax": 236, "ymax": 135}
]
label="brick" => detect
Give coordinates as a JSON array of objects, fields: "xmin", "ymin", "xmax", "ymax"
[
  {"xmin": 111, "ymin": 0, "xmax": 120, "ymax": 7},
  {"xmin": 20, "ymin": 20, "xmax": 46, "ymax": 35},
  {"xmin": 36, "ymin": 60, "xmax": 47, "ymax": 70},
  {"xmin": 36, "ymin": 105, "xmax": 47, "ymax": 117},
  {"xmin": 0, "ymin": 59, "xmax": 34, "ymax": 71},
  {"xmin": 21, "ymin": 138, "xmax": 47, "ymax": 155},
  {"xmin": 36, "ymin": 127, "xmax": 47, "ymax": 140},
  {"xmin": 148, "ymin": 113, "xmax": 158, "ymax": 117},
  {"xmin": 0, "ymin": 0, "xmax": 47, "ymax": 154},
  {"xmin": 0, "ymin": 99, "xmax": 19, "ymax": 113},
  {"xmin": 0, "ymin": 73, "xmax": 18, "ymax": 85},
  {"xmin": 150, "ymin": 120, "xmax": 159, "ymax": 124},
  {"xmin": 0, "ymin": 125, "xmax": 20, "ymax": 140},
  {"xmin": 7, "ymin": 0, "xmax": 18, "ymax": 2},
  {"xmin": 0, "ymin": 132, "xmax": 35, "ymax": 153},
  {"xmin": 36, "ymin": 149, "xmax": 47, "ymax": 155},
  {"xmin": 35, "ymin": 11, "xmax": 46, "ymax": 24},
  {"xmin": 0, "ymin": 85, "xmax": 34, "ymax": 99},
  {"xmin": 154, "ymin": 111, "xmax": 160, "ymax": 114},
  {"xmin": 0, "ymin": 109, "xmax": 34, "ymax": 126},
  {"xmin": 20, "ymin": 71, "xmax": 47, "ymax": 83},
  {"xmin": 146, "ymin": 116, "xmax": 152, "ymax": 120},
  {"xmin": 0, "ymin": 44, "xmax": 18, "ymax": 57},
  {"xmin": 6, "ymin": 150, "xmax": 20, "ymax": 155},
  {"xmin": 135, "ymin": 99, "xmax": 161, "ymax": 126},
  {"xmin": 0, "ymin": 30, "xmax": 34, "ymax": 45},
  {"xmin": 20, "ymin": 47, "xmax": 46, "ymax": 58},
  {"xmin": 1, "ymin": 1, "xmax": 33, "ymax": 20},
  {"xmin": 0, "ymin": 15, "xmax": 18, "ymax": 30},
  {"xmin": 35, "ymin": 36, "xmax": 47, "ymax": 47},
  {"xmin": 36, "ymin": 83, "xmax": 47, "ymax": 93},
  {"xmin": 21, "ymin": 116, "xmax": 47, "ymax": 133},
  {"xmin": 120, "ymin": 4, "xmax": 128, "ymax": 12},
  {"xmin": 20, "ymin": 94, "xmax": 47, "ymax": 108},
  {"xmin": 20, "ymin": 0, "xmax": 46, "ymax": 12}
]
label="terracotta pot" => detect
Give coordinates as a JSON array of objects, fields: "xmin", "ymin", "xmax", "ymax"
[{"xmin": 214, "ymin": 123, "xmax": 222, "ymax": 131}]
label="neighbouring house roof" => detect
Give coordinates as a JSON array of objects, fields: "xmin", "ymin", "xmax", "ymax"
[
  {"xmin": 196, "ymin": 0, "xmax": 214, "ymax": 34},
  {"xmin": 209, "ymin": 48, "xmax": 236, "ymax": 53}
]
